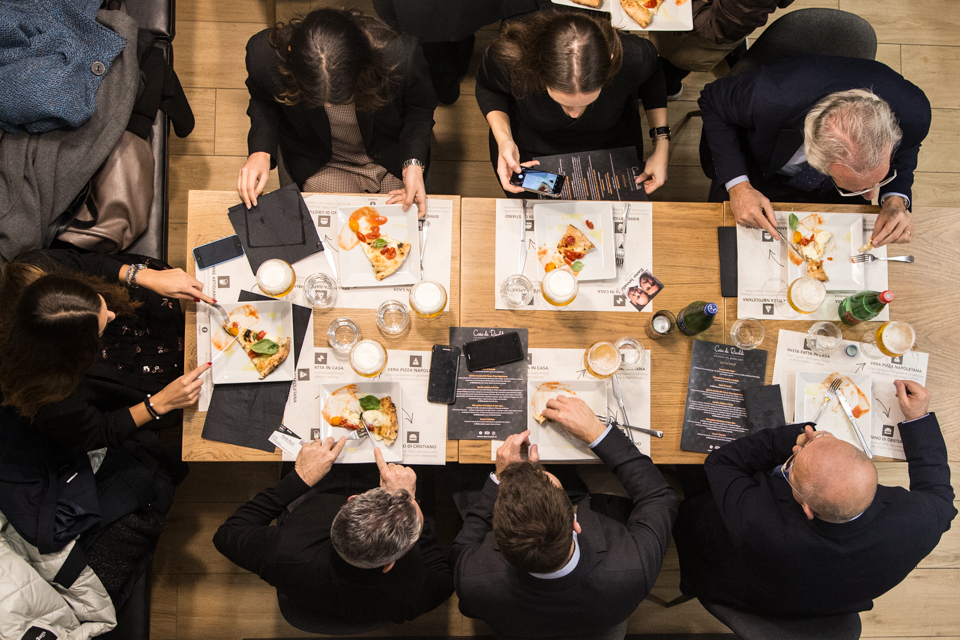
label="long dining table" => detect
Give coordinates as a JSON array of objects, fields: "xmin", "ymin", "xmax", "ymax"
[{"xmin": 182, "ymin": 191, "xmax": 958, "ymax": 464}]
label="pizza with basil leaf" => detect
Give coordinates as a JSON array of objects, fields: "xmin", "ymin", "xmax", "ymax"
[{"xmin": 225, "ymin": 321, "xmax": 291, "ymax": 379}]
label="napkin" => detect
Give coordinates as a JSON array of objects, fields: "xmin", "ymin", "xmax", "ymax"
[
  {"xmin": 744, "ymin": 384, "xmax": 786, "ymax": 434},
  {"xmin": 718, "ymin": 226, "xmax": 738, "ymax": 298},
  {"xmin": 227, "ymin": 183, "xmax": 323, "ymax": 273},
  {"xmin": 201, "ymin": 291, "xmax": 312, "ymax": 452}
]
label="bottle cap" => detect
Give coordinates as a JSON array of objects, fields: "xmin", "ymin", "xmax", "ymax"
[
  {"xmin": 705, "ymin": 303, "xmax": 719, "ymax": 316},
  {"xmin": 879, "ymin": 290, "xmax": 893, "ymax": 304}
]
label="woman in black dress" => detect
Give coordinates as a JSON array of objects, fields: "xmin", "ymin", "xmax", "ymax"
[
  {"xmin": 0, "ymin": 250, "xmax": 211, "ymax": 452},
  {"xmin": 476, "ymin": 11, "xmax": 670, "ymax": 197}
]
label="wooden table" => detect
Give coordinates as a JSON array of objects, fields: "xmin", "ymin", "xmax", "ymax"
[
  {"xmin": 183, "ymin": 190, "xmax": 462, "ymax": 462},
  {"xmin": 458, "ymin": 198, "xmax": 726, "ymax": 464}
]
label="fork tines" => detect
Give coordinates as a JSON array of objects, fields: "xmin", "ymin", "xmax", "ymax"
[{"xmin": 851, "ymin": 253, "xmax": 875, "ymax": 263}]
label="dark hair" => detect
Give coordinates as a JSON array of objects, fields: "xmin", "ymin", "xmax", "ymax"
[
  {"xmin": 493, "ymin": 462, "xmax": 574, "ymax": 573},
  {"xmin": 269, "ymin": 8, "xmax": 401, "ymax": 112},
  {"xmin": 0, "ymin": 263, "xmax": 139, "ymax": 418},
  {"xmin": 489, "ymin": 11, "xmax": 623, "ymax": 99}
]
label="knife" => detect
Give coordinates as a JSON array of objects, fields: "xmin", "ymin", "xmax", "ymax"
[
  {"xmin": 419, "ymin": 219, "xmax": 431, "ymax": 280},
  {"xmin": 518, "ymin": 208, "xmax": 528, "ymax": 275},
  {"xmin": 611, "ymin": 374, "xmax": 635, "ymax": 444},
  {"xmin": 778, "ymin": 230, "xmax": 810, "ymax": 266},
  {"xmin": 358, "ymin": 413, "xmax": 377, "ymax": 447},
  {"xmin": 210, "ymin": 328, "xmax": 244, "ymax": 366},
  {"xmin": 320, "ymin": 238, "xmax": 339, "ymax": 282},
  {"xmin": 835, "ymin": 389, "xmax": 874, "ymax": 458}
]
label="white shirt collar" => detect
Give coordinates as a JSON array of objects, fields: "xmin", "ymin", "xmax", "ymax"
[{"xmin": 529, "ymin": 531, "xmax": 580, "ymax": 579}]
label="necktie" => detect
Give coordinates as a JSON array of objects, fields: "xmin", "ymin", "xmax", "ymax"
[{"xmin": 785, "ymin": 163, "xmax": 828, "ymax": 192}]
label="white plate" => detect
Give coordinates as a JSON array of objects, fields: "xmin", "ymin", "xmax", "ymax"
[
  {"xmin": 528, "ymin": 380, "xmax": 607, "ymax": 461},
  {"xmin": 611, "ymin": 0, "xmax": 693, "ymax": 32},
  {"xmin": 552, "ymin": 0, "xmax": 613, "ymax": 13},
  {"xmin": 318, "ymin": 382, "xmax": 403, "ymax": 462},
  {"xmin": 336, "ymin": 205, "xmax": 420, "ymax": 288},
  {"xmin": 795, "ymin": 371, "xmax": 872, "ymax": 451},
  {"xmin": 209, "ymin": 301, "xmax": 295, "ymax": 385},
  {"xmin": 534, "ymin": 202, "xmax": 616, "ymax": 282},
  {"xmin": 786, "ymin": 213, "xmax": 865, "ymax": 291}
]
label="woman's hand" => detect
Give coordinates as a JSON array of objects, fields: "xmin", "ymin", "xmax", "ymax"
[
  {"xmin": 636, "ymin": 144, "xmax": 669, "ymax": 194},
  {"xmin": 497, "ymin": 139, "xmax": 539, "ymax": 194},
  {"xmin": 387, "ymin": 163, "xmax": 426, "ymax": 218},
  {"xmin": 135, "ymin": 267, "xmax": 214, "ymax": 303},
  {"xmin": 151, "ymin": 363, "xmax": 211, "ymax": 414},
  {"xmin": 237, "ymin": 152, "xmax": 272, "ymax": 209}
]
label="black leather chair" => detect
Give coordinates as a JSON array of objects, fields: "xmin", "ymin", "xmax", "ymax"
[{"xmin": 700, "ymin": 599, "xmax": 862, "ymax": 640}]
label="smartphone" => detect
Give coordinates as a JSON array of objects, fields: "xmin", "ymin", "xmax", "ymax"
[
  {"xmin": 463, "ymin": 332, "xmax": 525, "ymax": 372},
  {"xmin": 427, "ymin": 345, "xmax": 460, "ymax": 404},
  {"xmin": 509, "ymin": 168, "xmax": 566, "ymax": 198},
  {"xmin": 193, "ymin": 235, "xmax": 244, "ymax": 270}
]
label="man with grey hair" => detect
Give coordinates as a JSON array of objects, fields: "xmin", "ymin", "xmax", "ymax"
[
  {"xmin": 673, "ymin": 380, "xmax": 956, "ymax": 615},
  {"xmin": 214, "ymin": 439, "xmax": 453, "ymax": 627},
  {"xmin": 699, "ymin": 54, "xmax": 930, "ymax": 247}
]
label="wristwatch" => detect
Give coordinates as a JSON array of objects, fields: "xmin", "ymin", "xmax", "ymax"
[
  {"xmin": 125, "ymin": 263, "xmax": 148, "ymax": 288},
  {"xmin": 402, "ymin": 158, "xmax": 425, "ymax": 170},
  {"xmin": 648, "ymin": 126, "xmax": 672, "ymax": 139}
]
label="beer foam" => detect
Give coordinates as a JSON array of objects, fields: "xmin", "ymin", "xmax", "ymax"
[
  {"xmin": 414, "ymin": 282, "xmax": 442, "ymax": 310},
  {"xmin": 352, "ymin": 342, "xmax": 383, "ymax": 371},
  {"xmin": 589, "ymin": 343, "xmax": 620, "ymax": 375},
  {"xmin": 258, "ymin": 260, "xmax": 293, "ymax": 293},
  {"xmin": 544, "ymin": 269, "xmax": 577, "ymax": 304},
  {"xmin": 881, "ymin": 323, "xmax": 915, "ymax": 353},
  {"xmin": 796, "ymin": 278, "xmax": 826, "ymax": 306}
]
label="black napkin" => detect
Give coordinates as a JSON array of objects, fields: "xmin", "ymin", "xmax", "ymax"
[
  {"xmin": 744, "ymin": 384, "xmax": 786, "ymax": 435},
  {"xmin": 201, "ymin": 291, "xmax": 312, "ymax": 452},
  {"xmin": 227, "ymin": 183, "xmax": 323, "ymax": 273},
  {"xmin": 718, "ymin": 226, "xmax": 738, "ymax": 298}
]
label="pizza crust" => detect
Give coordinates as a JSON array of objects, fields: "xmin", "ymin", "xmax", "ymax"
[
  {"xmin": 806, "ymin": 260, "xmax": 829, "ymax": 282},
  {"xmin": 362, "ymin": 238, "xmax": 410, "ymax": 281},
  {"xmin": 621, "ymin": 0, "xmax": 654, "ymax": 27},
  {"xmin": 571, "ymin": 0, "xmax": 603, "ymax": 7},
  {"xmin": 545, "ymin": 224, "xmax": 596, "ymax": 272}
]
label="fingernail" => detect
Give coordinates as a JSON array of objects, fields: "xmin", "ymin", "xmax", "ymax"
[
  {"xmin": 213, "ymin": 299, "xmax": 218, "ymax": 304},
  {"xmin": 194, "ymin": 298, "xmax": 200, "ymax": 303},
  {"xmin": 206, "ymin": 362, "xmax": 212, "ymax": 366}
]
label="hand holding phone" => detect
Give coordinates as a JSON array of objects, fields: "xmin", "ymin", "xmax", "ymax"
[{"xmin": 509, "ymin": 168, "xmax": 566, "ymax": 198}]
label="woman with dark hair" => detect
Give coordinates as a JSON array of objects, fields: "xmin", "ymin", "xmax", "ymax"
[
  {"xmin": 0, "ymin": 250, "xmax": 211, "ymax": 452},
  {"xmin": 476, "ymin": 11, "xmax": 670, "ymax": 197},
  {"xmin": 237, "ymin": 8, "xmax": 437, "ymax": 215}
]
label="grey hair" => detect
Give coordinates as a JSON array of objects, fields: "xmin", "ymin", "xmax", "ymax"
[
  {"xmin": 330, "ymin": 488, "xmax": 422, "ymax": 569},
  {"xmin": 804, "ymin": 89, "xmax": 902, "ymax": 177}
]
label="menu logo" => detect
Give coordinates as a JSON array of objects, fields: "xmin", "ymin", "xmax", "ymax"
[
  {"xmin": 526, "ymin": 218, "xmax": 534, "ymax": 232},
  {"xmin": 317, "ymin": 215, "xmax": 330, "ymax": 227},
  {"xmin": 891, "ymin": 356, "xmax": 903, "ymax": 365},
  {"xmin": 407, "ymin": 431, "xmax": 419, "ymax": 443},
  {"xmin": 613, "ymin": 295, "xmax": 626, "ymax": 306},
  {"xmin": 298, "ymin": 369, "xmax": 310, "ymax": 381},
  {"xmin": 526, "ymin": 353, "xmax": 533, "ymax": 364},
  {"xmin": 315, "ymin": 353, "xmax": 328, "ymax": 365},
  {"xmin": 201, "ymin": 326, "xmax": 208, "ymax": 333},
  {"xmin": 882, "ymin": 424, "xmax": 895, "ymax": 437},
  {"xmin": 311, "ymin": 428, "xmax": 322, "ymax": 441},
  {"xmin": 409, "ymin": 355, "xmax": 422, "ymax": 367},
  {"xmin": 218, "ymin": 276, "xmax": 230, "ymax": 288},
  {"xmin": 761, "ymin": 230, "xmax": 774, "ymax": 242},
  {"xmin": 616, "ymin": 221, "xmax": 625, "ymax": 234},
  {"xmin": 762, "ymin": 303, "xmax": 774, "ymax": 316}
]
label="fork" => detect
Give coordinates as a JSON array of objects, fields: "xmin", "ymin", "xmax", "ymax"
[
  {"xmin": 851, "ymin": 254, "xmax": 914, "ymax": 263},
  {"xmin": 616, "ymin": 203, "xmax": 631, "ymax": 269},
  {"xmin": 811, "ymin": 378, "xmax": 843, "ymax": 425},
  {"xmin": 208, "ymin": 301, "xmax": 230, "ymax": 327},
  {"xmin": 418, "ymin": 219, "xmax": 431, "ymax": 280}
]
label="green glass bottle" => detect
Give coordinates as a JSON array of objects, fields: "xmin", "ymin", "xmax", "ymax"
[
  {"xmin": 677, "ymin": 301, "xmax": 719, "ymax": 336},
  {"xmin": 838, "ymin": 290, "xmax": 893, "ymax": 325}
]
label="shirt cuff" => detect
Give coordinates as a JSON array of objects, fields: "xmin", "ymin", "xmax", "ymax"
[
  {"xmin": 900, "ymin": 413, "xmax": 930, "ymax": 424},
  {"xmin": 881, "ymin": 192, "xmax": 910, "ymax": 209},
  {"xmin": 588, "ymin": 425, "xmax": 614, "ymax": 449},
  {"xmin": 489, "ymin": 471, "xmax": 500, "ymax": 485},
  {"xmin": 725, "ymin": 175, "xmax": 750, "ymax": 192}
]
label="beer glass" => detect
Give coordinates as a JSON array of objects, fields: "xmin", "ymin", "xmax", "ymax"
[
  {"xmin": 409, "ymin": 280, "xmax": 447, "ymax": 320},
  {"xmin": 583, "ymin": 341, "xmax": 620, "ymax": 379},
  {"xmin": 786, "ymin": 277, "xmax": 827, "ymax": 314},
  {"xmin": 540, "ymin": 268, "xmax": 578, "ymax": 307},
  {"xmin": 860, "ymin": 321, "xmax": 915, "ymax": 360},
  {"xmin": 256, "ymin": 259, "xmax": 296, "ymax": 298},
  {"xmin": 350, "ymin": 339, "xmax": 388, "ymax": 377}
]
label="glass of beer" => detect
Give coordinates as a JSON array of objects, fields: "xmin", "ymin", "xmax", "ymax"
[
  {"xmin": 256, "ymin": 259, "xmax": 296, "ymax": 298},
  {"xmin": 409, "ymin": 280, "xmax": 447, "ymax": 320},
  {"xmin": 584, "ymin": 341, "xmax": 621, "ymax": 379},
  {"xmin": 540, "ymin": 268, "xmax": 579, "ymax": 308},
  {"xmin": 350, "ymin": 339, "xmax": 388, "ymax": 377},
  {"xmin": 860, "ymin": 321, "xmax": 915, "ymax": 359},
  {"xmin": 786, "ymin": 276, "xmax": 826, "ymax": 314},
  {"xmin": 730, "ymin": 318, "xmax": 765, "ymax": 350}
]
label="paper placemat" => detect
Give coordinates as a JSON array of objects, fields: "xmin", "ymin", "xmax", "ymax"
[
  {"xmin": 771, "ymin": 329, "xmax": 929, "ymax": 460},
  {"xmin": 490, "ymin": 347, "xmax": 651, "ymax": 461},
  {"xmin": 737, "ymin": 212, "xmax": 889, "ymax": 321},
  {"xmin": 494, "ymin": 199, "xmax": 653, "ymax": 311},
  {"xmin": 281, "ymin": 348, "xmax": 447, "ymax": 465}
]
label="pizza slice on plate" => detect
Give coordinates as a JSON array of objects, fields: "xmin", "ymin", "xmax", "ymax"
[
  {"xmin": 571, "ymin": 0, "xmax": 604, "ymax": 7},
  {"xmin": 620, "ymin": 0, "xmax": 663, "ymax": 28},
  {"xmin": 361, "ymin": 236, "xmax": 411, "ymax": 281},
  {"xmin": 362, "ymin": 396, "xmax": 400, "ymax": 445},
  {"xmin": 544, "ymin": 224, "xmax": 596, "ymax": 274},
  {"xmin": 226, "ymin": 322, "xmax": 291, "ymax": 379}
]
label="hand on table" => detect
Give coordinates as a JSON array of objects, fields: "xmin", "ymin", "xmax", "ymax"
[
  {"xmin": 542, "ymin": 395, "xmax": 607, "ymax": 444},
  {"xmin": 729, "ymin": 181, "xmax": 779, "ymax": 239},
  {"xmin": 135, "ymin": 267, "xmax": 214, "ymax": 303},
  {"xmin": 295, "ymin": 436, "xmax": 347, "ymax": 486},
  {"xmin": 387, "ymin": 163, "xmax": 426, "ymax": 217},
  {"xmin": 151, "ymin": 363, "xmax": 212, "ymax": 414},
  {"xmin": 237, "ymin": 151, "xmax": 271, "ymax": 209},
  {"xmin": 495, "ymin": 430, "xmax": 538, "ymax": 478},
  {"xmin": 894, "ymin": 379, "xmax": 931, "ymax": 422},
  {"xmin": 636, "ymin": 144, "xmax": 669, "ymax": 194},
  {"xmin": 871, "ymin": 196, "xmax": 914, "ymax": 247},
  {"xmin": 375, "ymin": 448, "xmax": 417, "ymax": 498}
]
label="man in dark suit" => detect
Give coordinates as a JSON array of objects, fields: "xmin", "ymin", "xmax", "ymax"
[
  {"xmin": 699, "ymin": 55, "xmax": 930, "ymax": 247},
  {"xmin": 452, "ymin": 396, "xmax": 678, "ymax": 639},
  {"xmin": 674, "ymin": 380, "xmax": 956, "ymax": 615},
  {"xmin": 213, "ymin": 438, "xmax": 454, "ymax": 627}
]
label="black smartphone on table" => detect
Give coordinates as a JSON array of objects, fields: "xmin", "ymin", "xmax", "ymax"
[
  {"xmin": 193, "ymin": 235, "xmax": 244, "ymax": 269},
  {"xmin": 509, "ymin": 168, "xmax": 566, "ymax": 198},
  {"xmin": 427, "ymin": 345, "xmax": 460, "ymax": 404},
  {"xmin": 463, "ymin": 332, "xmax": 525, "ymax": 372}
]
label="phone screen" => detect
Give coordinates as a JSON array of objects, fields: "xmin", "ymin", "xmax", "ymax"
[
  {"xmin": 513, "ymin": 169, "xmax": 564, "ymax": 195},
  {"xmin": 193, "ymin": 235, "xmax": 244, "ymax": 270},
  {"xmin": 463, "ymin": 332, "xmax": 525, "ymax": 371},
  {"xmin": 427, "ymin": 345, "xmax": 460, "ymax": 404}
]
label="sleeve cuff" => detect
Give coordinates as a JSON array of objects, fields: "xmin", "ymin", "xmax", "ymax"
[
  {"xmin": 489, "ymin": 471, "xmax": 500, "ymax": 485},
  {"xmin": 881, "ymin": 192, "xmax": 910, "ymax": 209},
  {"xmin": 588, "ymin": 424, "xmax": 614, "ymax": 449},
  {"xmin": 725, "ymin": 175, "xmax": 750, "ymax": 192},
  {"xmin": 274, "ymin": 469, "xmax": 312, "ymax": 505},
  {"xmin": 900, "ymin": 413, "xmax": 930, "ymax": 424}
]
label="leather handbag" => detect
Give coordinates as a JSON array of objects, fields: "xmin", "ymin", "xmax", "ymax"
[{"xmin": 58, "ymin": 130, "xmax": 154, "ymax": 252}]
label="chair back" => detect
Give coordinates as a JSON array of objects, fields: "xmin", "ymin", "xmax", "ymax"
[
  {"xmin": 497, "ymin": 620, "xmax": 629, "ymax": 640},
  {"xmin": 277, "ymin": 592, "xmax": 387, "ymax": 635},
  {"xmin": 731, "ymin": 8, "xmax": 877, "ymax": 77},
  {"xmin": 700, "ymin": 599, "xmax": 862, "ymax": 640}
]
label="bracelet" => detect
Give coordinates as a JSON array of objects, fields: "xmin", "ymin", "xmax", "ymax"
[
  {"xmin": 648, "ymin": 126, "xmax": 672, "ymax": 139},
  {"xmin": 144, "ymin": 394, "xmax": 161, "ymax": 421},
  {"xmin": 126, "ymin": 263, "xmax": 147, "ymax": 288},
  {"xmin": 652, "ymin": 133, "xmax": 671, "ymax": 147},
  {"xmin": 401, "ymin": 158, "xmax": 425, "ymax": 170}
]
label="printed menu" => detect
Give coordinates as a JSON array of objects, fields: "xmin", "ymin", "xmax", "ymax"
[
  {"xmin": 534, "ymin": 146, "xmax": 647, "ymax": 201},
  {"xmin": 680, "ymin": 340, "xmax": 769, "ymax": 453},
  {"xmin": 447, "ymin": 327, "xmax": 529, "ymax": 440}
]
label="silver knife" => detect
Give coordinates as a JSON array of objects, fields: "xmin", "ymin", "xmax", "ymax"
[
  {"xmin": 210, "ymin": 327, "xmax": 245, "ymax": 366},
  {"xmin": 419, "ymin": 219, "xmax": 431, "ymax": 280},
  {"xmin": 835, "ymin": 389, "xmax": 873, "ymax": 458},
  {"xmin": 611, "ymin": 374, "xmax": 635, "ymax": 443},
  {"xmin": 321, "ymin": 238, "xmax": 339, "ymax": 282},
  {"xmin": 358, "ymin": 413, "xmax": 377, "ymax": 447},
  {"xmin": 518, "ymin": 208, "xmax": 528, "ymax": 275}
]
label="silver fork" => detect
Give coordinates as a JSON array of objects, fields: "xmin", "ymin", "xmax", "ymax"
[
  {"xmin": 418, "ymin": 219, "xmax": 431, "ymax": 280},
  {"xmin": 851, "ymin": 254, "xmax": 914, "ymax": 263},
  {"xmin": 616, "ymin": 203, "xmax": 630, "ymax": 269},
  {"xmin": 208, "ymin": 301, "xmax": 230, "ymax": 327},
  {"xmin": 811, "ymin": 378, "xmax": 842, "ymax": 425}
]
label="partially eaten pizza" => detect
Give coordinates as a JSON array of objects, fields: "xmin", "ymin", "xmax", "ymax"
[
  {"xmin": 322, "ymin": 385, "xmax": 400, "ymax": 446},
  {"xmin": 338, "ymin": 206, "xmax": 411, "ymax": 281},
  {"xmin": 792, "ymin": 219, "xmax": 832, "ymax": 283},
  {"xmin": 570, "ymin": 0, "xmax": 603, "ymax": 7},
  {"xmin": 621, "ymin": 0, "xmax": 664, "ymax": 28},
  {"xmin": 225, "ymin": 321, "xmax": 291, "ymax": 379},
  {"xmin": 542, "ymin": 224, "xmax": 596, "ymax": 275}
]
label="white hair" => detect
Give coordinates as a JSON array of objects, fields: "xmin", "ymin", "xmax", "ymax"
[{"xmin": 804, "ymin": 89, "xmax": 902, "ymax": 177}]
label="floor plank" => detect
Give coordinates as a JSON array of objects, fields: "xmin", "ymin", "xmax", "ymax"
[
  {"xmin": 918, "ymin": 110, "xmax": 960, "ymax": 173},
  {"xmin": 176, "ymin": 21, "xmax": 265, "ymax": 90},
  {"xmin": 876, "ymin": 43, "xmax": 902, "ymax": 74},
  {"xmin": 432, "ymin": 100, "xmax": 492, "ymax": 164},
  {"xmin": 170, "ymin": 88, "xmax": 217, "ymax": 156},
  {"xmin": 174, "ymin": 461, "xmax": 280, "ymax": 503},
  {"xmin": 912, "ymin": 171, "xmax": 960, "ymax": 208},
  {"xmin": 840, "ymin": 0, "xmax": 960, "ymax": 46},
  {"xmin": 902, "ymin": 45, "xmax": 960, "ymax": 110},
  {"xmin": 861, "ymin": 569, "xmax": 960, "ymax": 635},
  {"xmin": 154, "ymin": 502, "xmax": 253, "ymax": 575},
  {"xmin": 178, "ymin": 0, "xmax": 273, "ymax": 24},
  {"xmin": 427, "ymin": 160, "xmax": 504, "ymax": 199},
  {"xmin": 169, "ymin": 154, "xmax": 281, "ymax": 228},
  {"xmin": 149, "ymin": 573, "xmax": 179, "ymax": 640},
  {"xmin": 215, "ymin": 89, "xmax": 254, "ymax": 157}
]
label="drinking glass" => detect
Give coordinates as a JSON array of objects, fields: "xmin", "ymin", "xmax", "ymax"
[
  {"xmin": 327, "ymin": 317, "xmax": 360, "ymax": 358},
  {"xmin": 540, "ymin": 268, "xmax": 579, "ymax": 308},
  {"xmin": 376, "ymin": 300, "xmax": 410, "ymax": 338},
  {"xmin": 615, "ymin": 337, "xmax": 645, "ymax": 369},
  {"xmin": 256, "ymin": 259, "xmax": 296, "ymax": 298},
  {"xmin": 645, "ymin": 310, "xmax": 676, "ymax": 340},
  {"xmin": 350, "ymin": 339, "xmax": 388, "ymax": 377},
  {"xmin": 583, "ymin": 341, "xmax": 620, "ymax": 379},
  {"xmin": 409, "ymin": 280, "xmax": 447, "ymax": 320},
  {"xmin": 730, "ymin": 318, "xmax": 765, "ymax": 350},
  {"xmin": 860, "ymin": 321, "xmax": 915, "ymax": 360},
  {"xmin": 500, "ymin": 274, "xmax": 535, "ymax": 308},
  {"xmin": 302, "ymin": 273, "xmax": 337, "ymax": 310},
  {"xmin": 786, "ymin": 277, "xmax": 827, "ymax": 314},
  {"xmin": 806, "ymin": 321, "xmax": 843, "ymax": 355}
]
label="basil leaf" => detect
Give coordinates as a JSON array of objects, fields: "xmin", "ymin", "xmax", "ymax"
[
  {"xmin": 250, "ymin": 339, "xmax": 279, "ymax": 355},
  {"xmin": 372, "ymin": 238, "xmax": 387, "ymax": 249},
  {"xmin": 789, "ymin": 213, "xmax": 799, "ymax": 231},
  {"xmin": 571, "ymin": 260, "xmax": 584, "ymax": 272},
  {"xmin": 359, "ymin": 395, "xmax": 381, "ymax": 412}
]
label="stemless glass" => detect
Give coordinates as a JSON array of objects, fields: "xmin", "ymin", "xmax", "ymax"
[
  {"xmin": 500, "ymin": 274, "xmax": 535, "ymax": 308},
  {"xmin": 615, "ymin": 337, "xmax": 645, "ymax": 369},
  {"xmin": 376, "ymin": 300, "xmax": 410, "ymax": 338},
  {"xmin": 409, "ymin": 280, "xmax": 447, "ymax": 320},
  {"xmin": 861, "ymin": 321, "xmax": 916, "ymax": 360},
  {"xmin": 646, "ymin": 310, "xmax": 676, "ymax": 340},
  {"xmin": 730, "ymin": 318, "xmax": 765, "ymax": 350},
  {"xmin": 540, "ymin": 268, "xmax": 579, "ymax": 308},
  {"xmin": 327, "ymin": 317, "xmax": 360, "ymax": 358},
  {"xmin": 302, "ymin": 273, "xmax": 337, "ymax": 310},
  {"xmin": 806, "ymin": 321, "xmax": 843, "ymax": 355},
  {"xmin": 256, "ymin": 259, "xmax": 296, "ymax": 298},
  {"xmin": 350, "ymin": 339, "xmax": 388, "ymax": 377}
]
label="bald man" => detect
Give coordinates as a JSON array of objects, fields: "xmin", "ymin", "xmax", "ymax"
[{"xmin": 673, "ymin": 380, "xmax": 956, "ymax": 615}]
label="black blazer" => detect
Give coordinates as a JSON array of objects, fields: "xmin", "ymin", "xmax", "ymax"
[
  {"xmin": 244, "ymin": 27, "xmax": 437, "ymax": 187},
  {"xmin": 674, "ymin": 416, "xmax": 957, "ymax": 615},
  {"xmin": 213, "ymin": 471, "xmax": 454, "ymax": 625},
  {"xmin": 451, "ymin": 428, "xmax": 678, "ymax": 638},
  {"xmin": 698, "ymin": 55, "xmax": 930, "ymax": 203}
]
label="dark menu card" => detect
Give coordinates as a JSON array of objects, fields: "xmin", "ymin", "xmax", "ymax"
[
  {"xmin": 447, "ymin": 327, "xmax": 529, "ymax": 440},
  {"xmin": 680, "ymin": 340, "xmax": 768, "ymax": 454},
  {"xmin": 534, "ymin": 146, "xmax": 647, "ymax": 201}
]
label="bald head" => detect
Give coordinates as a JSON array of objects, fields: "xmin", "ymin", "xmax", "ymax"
[{"xmin": 791, "ymin": 435, "xmax": 877, "ymax": 523}]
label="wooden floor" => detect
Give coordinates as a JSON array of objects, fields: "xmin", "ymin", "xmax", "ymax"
[{"xmin": 159, "ymin": 1, "xmax": 960, "ymax": 637}]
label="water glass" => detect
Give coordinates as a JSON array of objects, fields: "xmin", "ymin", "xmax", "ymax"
[
  {"xmin": 376, "ymin": 300, "xmax": 410, "ymax": 338},
  {"xmin": 730, "ymin": 318, "xmax": 765, "ymax": 350},
  {"xmin": 302, "ymin": 273, "xmax": 338, "ymax": 310},
  {"xmin": 326, "ymin": 317, "xmax": 360, "ymax": 358},
  {"xmin": 500, "ymin": 274, "xmax": 535, "ymax": 308},
  {"xmin": 615, "ymin": 337, "xmax": 645, "ymax": 369},
  {"xmin": 806, "ymin": 321, "xmax": 842, "ymax": 355}
]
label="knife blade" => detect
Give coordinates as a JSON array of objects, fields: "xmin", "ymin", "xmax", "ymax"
[
  {"xmin": 518, "ymin": 209, "xmax": 528, "ymax": 275},
  {"xmin": 358, "ymin": 413, "xmax": 376, "ymax": 447},
  {"xmin": 210, "ymin": 328, "xmax": 244, "ymax": 366},
  {"xmin": 611, "ymin": 374, "xmax": 634, "ymax": 443},
  {"xmin": 419, "ymin": 219, "xmax": 431, "ymax": 280},
  {"xmin": 778, "ymin": 231, "xmax": 810, "ymax": 266},
  {"xmin": 835, "ymin": 389, "xmax": 873, "ymax": 458}
]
